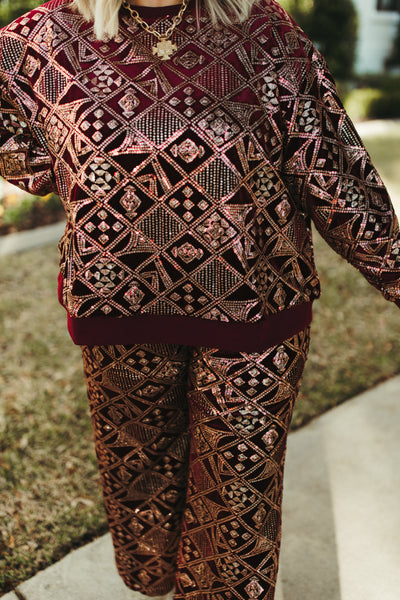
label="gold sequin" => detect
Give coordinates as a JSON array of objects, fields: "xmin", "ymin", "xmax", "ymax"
[
  {"xmin": 81, "ymin": 327, "xmax": 310, "ymax": 598},
  {"xmin": 1, "ymin": 0, "xmax": 398, "ymax": 329}
]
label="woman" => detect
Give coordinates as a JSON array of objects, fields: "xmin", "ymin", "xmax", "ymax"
[{"xmin": 0, "ymin": 0, "xmax": 399, "ymax": 598}]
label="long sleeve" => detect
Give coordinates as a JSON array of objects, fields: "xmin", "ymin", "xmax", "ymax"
[
  {"xmin": 0, "ymin": 32, "xmax": 56, "ymax": 196},
  {"xmin": 282, "ymin": 38, "xmax": 400, "ymax": 308}
]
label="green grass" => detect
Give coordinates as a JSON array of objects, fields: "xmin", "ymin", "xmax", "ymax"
[
  {"xmin": 294, "ymin": 230, "xmax": 400, "ymax": 427},
  {"xmin": 1, "ymin": 132, "xmax": 400, "ymax": 594}
]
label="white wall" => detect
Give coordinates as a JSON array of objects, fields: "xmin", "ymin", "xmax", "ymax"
[{"xmin": 352, "ymin": 0, "xmax": 400, "ymax": 74}]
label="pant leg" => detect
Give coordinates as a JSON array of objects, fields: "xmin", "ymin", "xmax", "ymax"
[
  {"xmin": 81, "ymin": 343, "xmax": 192, "ymax": 596},
  {"xmin": 174, "ymin": 327, "xmax": 310, "ymax": 600}
]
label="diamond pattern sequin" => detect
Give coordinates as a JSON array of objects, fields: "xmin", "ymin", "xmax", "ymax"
[
  {"xmin": 81, "ymin": 328, "xmax": 310, "ymax": 597},
  {"xmin": 0, "ymin": 0, "xmax": 399, "ymax": 327}
]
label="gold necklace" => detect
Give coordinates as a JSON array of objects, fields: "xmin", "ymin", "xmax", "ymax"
[{"xmin": 122, "ymin": 0, "xmax": 190, "ymax": 60}]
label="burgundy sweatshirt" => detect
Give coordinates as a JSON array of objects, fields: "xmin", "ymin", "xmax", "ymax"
[{"xmin": 0, "ymin": 0, "xmax": 399, "ymax": 351}]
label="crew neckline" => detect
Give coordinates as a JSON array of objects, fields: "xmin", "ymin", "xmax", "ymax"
[{"xmin": 123, "ymin": 0, "xmax": 194, "ymax": 19}]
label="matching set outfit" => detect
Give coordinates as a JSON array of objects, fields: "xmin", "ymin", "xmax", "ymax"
[{"xmin": 1, "ymin": 0, "xmax": 399, "ymax": 597}]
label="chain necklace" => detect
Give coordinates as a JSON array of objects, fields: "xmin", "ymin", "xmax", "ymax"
[{"xmin": 122, "ymin": 0, "xmax": 189, "ymax": 60}]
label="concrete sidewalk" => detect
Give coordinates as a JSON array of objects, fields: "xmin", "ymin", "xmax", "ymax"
[
  {"xmin": 2, "ymin": 376, "xmax": 400, "ymax": 600},
  {"xmin": 0, "ymin": 220, "xmax": 65, "ymax": 257}
]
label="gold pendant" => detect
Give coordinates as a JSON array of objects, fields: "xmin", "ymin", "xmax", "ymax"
[{"xmin": 152, "ymin": 38, "xmax": 177, "ymax": 60}]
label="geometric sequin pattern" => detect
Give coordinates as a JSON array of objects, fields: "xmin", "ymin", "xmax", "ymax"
[
  {"xmin": 81, "ymin": 327, "xmax": 310, "ymax": 599},
  {"xmin": 0, "ymin": 0, "xmax": 399, "ymax": 328}
]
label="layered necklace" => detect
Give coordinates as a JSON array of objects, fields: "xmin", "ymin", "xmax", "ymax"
[{"xmin": 122, "ymin": 0, "xmax": 190, "ymax": 60}]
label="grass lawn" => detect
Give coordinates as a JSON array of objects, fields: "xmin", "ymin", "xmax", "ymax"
[
  {"xmin": 1, "ymin": 132, "xmax": 400, "ymax": 594},
  {"xmin": 0, "ymin": 247, "xmax": 108, "ymax": 593}
]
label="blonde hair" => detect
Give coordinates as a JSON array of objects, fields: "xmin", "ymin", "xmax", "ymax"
[{"xmin": 72, "ymin": 0, "xmax": 257, "ymax": 40}]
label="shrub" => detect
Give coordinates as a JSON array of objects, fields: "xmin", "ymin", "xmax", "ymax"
[
  {"xmin": 344, "ymin": 86, "xmax": 400, "ymax": 121},
  {"xmin": 386, "ymin": 19, "xmax": 400, "ymax": 70},
  {"xmin": 279, "ymin": 0, "xmax": 314, "ymax": 28},
  {"xmin": 0, "ymin": 191, "xmax": 64, "ymax": 235},
  {"xmin": 279, "ymin": 0, "xmax": 358, "ymax": 81},
  {"xmin": 344, "ymin": 88, "xmax": 385, "ymax": 122},
  {"xmin": 306, "ymin": 0, "xmax": 358, "ymax": 80},
  {"xmin": 342, "ymin": 74, "xmax": 400, "ymax": 121},
  {"xmin": 354, "ymin": 74, "xmax": 400, "ymax": 92},
  {"xmin": 0, "ymin": 0, "xmax": 38, "ymax": 27},
  {"xmin": 369, "ymin": 91, "xmax": 400, "ymax": 119},
  {"xmin": 2, "ymin": 195, "xmax": 37, "ymax": 228}
]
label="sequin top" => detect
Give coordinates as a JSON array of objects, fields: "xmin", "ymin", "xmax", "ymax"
[{"xmin": 0, "ymin": 0, "xmax": 399, "ymax": 350}]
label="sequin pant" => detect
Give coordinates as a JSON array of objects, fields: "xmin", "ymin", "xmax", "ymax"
[{"xmin": 81, "ymin": 328, "xmax": 310, "ymax": 600}]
